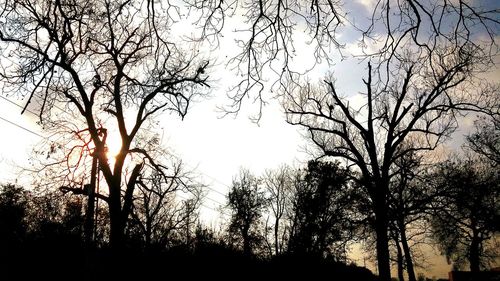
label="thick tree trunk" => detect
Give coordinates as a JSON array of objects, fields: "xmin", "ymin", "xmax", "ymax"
[
  {"xmin": 469, "ymin": 229, "xmax": 480, "ymax": 272},
  {"xmin": 375, "ymin": 196, "xmax": 391, "ymax": 281},
  {"xmin": 399, "ymin": 223, "xmax": 416, "ymax": 281},
  {"xmin": 109, "ymin": 207, "xmax": 124, "ymax": 251},
  {"xmin": 109, "ymin": 179, "xmax": 124, "ymax": 251},
  {"xmin": 242, "ymin": 231, "xmax": 251, "ymax": 256},
  {"xmin": 375, "ymin": 220, "xmax": 391, "ymax": 281}
]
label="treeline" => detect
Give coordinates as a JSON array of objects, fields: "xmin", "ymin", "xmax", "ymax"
[
  {"xmin": 0, "ymin": 179, "xmax": 375, "ymax": 281},
  {"xmin": 1, "ymin": 145, "xmax": 498, "ymax": 280},
  {"xmin": 224, "ymin": 150, "xmax": 499, "ymax": 281}
]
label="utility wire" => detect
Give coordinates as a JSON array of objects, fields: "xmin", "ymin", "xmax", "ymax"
[
  {"xmin": 0, "ymin": 110, "xmax": 227, "ymax": 207},
  {"xmin": 0, "ymin": 112, "xmax": 228, "ymax": 208},
  {"xmin": 0, "ymin": 115, "xmax": 45, "ymax": 139},
  {"xmin": 1, "ymin": 95, "xmax": 231, "ymax": 218},
  {"xmin": 0, "ymin": 111, "xmax": 230, "ymax": 218},
  {"xmin": 1, "ymin": 96, "xmax": 230, "ymax": 207},
  {"xmin": 176, "ymin": 191, "xmax": 228, "ymax": 215},
  {"xmin": 0, "ymin": 95, "xmax": 40, "ymax": 116}
]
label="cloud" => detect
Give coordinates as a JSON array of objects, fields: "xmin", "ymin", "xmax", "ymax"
[{"xmin": 355, "ymin": 0, "xmax": 379, "ymax": 12}]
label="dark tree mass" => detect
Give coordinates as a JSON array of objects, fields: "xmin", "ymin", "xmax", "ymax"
[{"xmin": 0, "ymin": 0, "xmax": 498, "ymax": 281}]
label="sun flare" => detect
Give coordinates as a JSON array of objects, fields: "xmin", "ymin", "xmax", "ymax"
[{"xmin": 105, "ymin": 134, "xmax": 122, "ymax": 159}]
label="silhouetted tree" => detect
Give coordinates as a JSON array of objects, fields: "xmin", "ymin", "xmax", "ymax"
[
  {"xmin": 430, "ymin": 156, "xmax": 500, "ymax": 272},
  {"xmin": 0, "ymin": 185, "xmax": 84, "ymax": 278},
  {"xmin": 0, "ymin": 0, "xmax": 210, "ymax": 250},
  {"xmin": 283, "ymin": 37, "xmax": 496, "ymax": 281},
  {"xmin": 128, "ymin": 156, "xmax": 202, "ymax": 250},
  {"xmin": 227, "ymin": 169, "xmax": 267, "ymax": 256},
  {"xmin": 467, "ymin": 115, "xmax": 500, "ymax": 166},
  {"xmin": 263, "ymin": 165, "xmax": 293, "ymax": 256},
  {"xmin": 195, "ymin": 1, "xmax": 498, "ymax": 126},
  {"xmin": 26, "ymin": 191, "xmax": 85, "ymax": 245},
  {"xmin": 0, "ymin": 184, "xmax": 28, "ymax": 254},
  {"xmin": 1, "ymin": 2, "xmax": 497, "ymax": 279},
  {"xmin": 387, "ymin": 148, "xmax": 434, "ymax": 281},
  {"xmin": 288, "ymin": 161, "xmax": 354, "ymax": 260}
]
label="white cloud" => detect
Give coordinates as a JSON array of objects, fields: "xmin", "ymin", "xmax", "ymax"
[{"xmin": 355, "ymin": 0, "xmax": 379, "ymax": 12}]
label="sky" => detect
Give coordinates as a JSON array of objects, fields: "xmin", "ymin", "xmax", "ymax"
[{"xmin": 0, "ymin": 0, "xmax": 499, "ymax": 278}]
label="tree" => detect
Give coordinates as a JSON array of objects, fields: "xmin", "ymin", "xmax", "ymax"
[
  {"xmin": 467, "ymin": 115, "xmax": 500, "ymax": 166},
  {"xmin": 263, "ymin": 164, "xmax": 293, "ymax": 256},
  {"xmin": 127, "ymin": 149, "xmax": 202, "ymax": 250},
  {"xmin": 287, "ymin": 160, "xmax": 354, "ymax": 260},
  {"xmin": 1, "ymin": 1, "xmax": 497, "ymax": 278},
  {"xmin": 0, "ymin": 0, "xmax": 209, "ymax": 249},
  {"xmin": 0, "ymin": 184, "xmax": 28, "ymax": 253},
  {"xmin": 430, "ymin": 156, "xmax": 499, "ymax": 272},
  {"xmin": 387, "ymin": 148, "xmax": 434, "ymax": 281},
  {"xmin": 227, "ymin": 168, "xmax": 267, "ymax": 256},
  {"xmin": 283, "ymin": 38, "xmax": 495, "ymax": 281}
]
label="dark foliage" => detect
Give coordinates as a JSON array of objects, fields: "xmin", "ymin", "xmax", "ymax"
[
  {"xmin": 227, "ymin": 169, "xmax": 267, "ymax": 256},
  {"xmin": 288, "ymin": 161, "xmax": 354, "ymax": 259},
  {"xmin": 430, "ymin": 157, "xmax": 500, "ymax": 272},
  {"xmin": 0, "ymin": 184, "xmax": 377, "ymax": 280}
]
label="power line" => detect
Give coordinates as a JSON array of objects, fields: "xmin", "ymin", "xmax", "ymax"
[
  {"xmin": 183, "ymin": 162, "xmax": 231, "ymax": 196},
  {"xmin": 0, "ymin": 112, "xmax": 227, "ymax": 203},
  {"xmin": 202, "ymin": 172, "xmax": 232, "ymax": 189},
  {"xmin": 0, "ymin": 98, "xmax": 232, "ymax": 219},
  {"xmin": 204, "ymin": 194, "xmax": 225, "ymax": 205},
  {"xmin": 2, "ymin": 95, "xmax": 234, "ymax": 196},
  {"xmin": 0, "ymin": 95, "xmax": 41, "ymax": 116},
  {"xmin": 0, "ymin": 116, "xmax": 232, "ymax": 222},
  {"xmin": 0, "ymin": 94, "xmax": 71, "ymax": 117},
  {"xmin": 0, "ymin": 97, "xmax": 232, "ymax": 207},
  {"xmin": 0, "ymin": 112, "xmax": 227, "ymax": 206},
  {"xmin": 203, "ymin": 177, "xmax": 230, "ymax": 196},
  {"xmin": 176, "ymin": 191, "xmax": 228, "ymax": 215},
  {"xmin": 0, "ymin": 115, "xmax": 45, "ymax": 139}
]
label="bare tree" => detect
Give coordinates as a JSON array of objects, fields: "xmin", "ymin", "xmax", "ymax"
[
  {"xmin": 0, "ymin": 0, "xmax": 210, "ymax": 249},
  {"xmin": 129, "ymin": 160, "xmax": 202, "ymax": 250},
  {"xmin": 1, "ymin": 1, "xmax": 497, "ymax": 277},
  {"xmin": 388, "ymin": 148, "xmax": 435, "ymax": 281},
  {"xmin": 263, "ymin": 164, "xmax": 293, "ymax": 256},
  {"xmin": 283, "ymin": 40, "xmax": 495, "ymax": 279},
  {"xmin": 188, "ymin": 1, "xmax": 499, "ymax": 123}
]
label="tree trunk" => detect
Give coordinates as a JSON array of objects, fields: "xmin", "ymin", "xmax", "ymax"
[
  {"xmin": 395, "ymin": 238, "xmax": 405, "ymax": 281},
  {"xmin": 109, "ymin": 180, "xmax": 124, "ymax": 251},
  {"xmin": 375, "ymin": 197, "xmax": 391, "ymax": 281},
  {"xmin": 469, "ymin": 229, "xmax": 480, "ymax": 272},
  {"xmin": 109, "ymin": 208, "xmax": 124, "ymax": 251},
  {"xmin": 274, "ymin": 217, "xmax": 280, "ymax": 256},
  {"xmin": 84, "ymin": 155, "xmax": 98, "ymax": 247},
  {"xmin": 145, "ymin": 218, "xmax": 152, "ymax": 249},
  {"xmin": 242, "ymin": 230, "xmax": 251, "ymax": 256},
  {"xmin": 399, "ymin": 222, "xmax": 416, "ymax": 281}
]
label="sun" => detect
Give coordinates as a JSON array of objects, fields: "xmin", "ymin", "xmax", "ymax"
[{"xmin": 106, "ymin": 133, "xmax": 122, "ymax": 159}]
